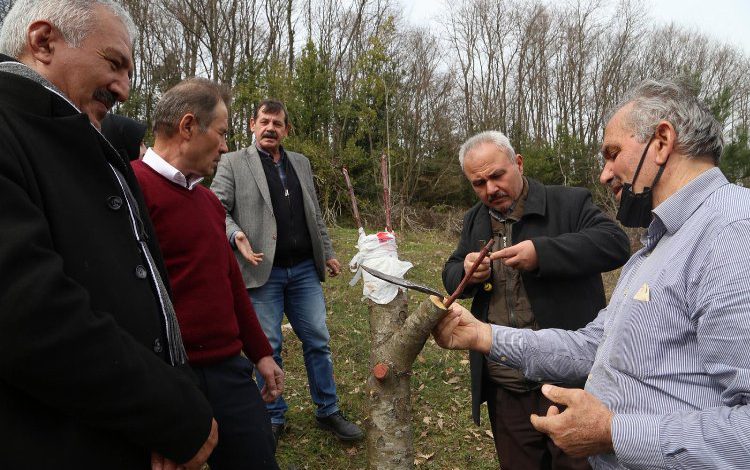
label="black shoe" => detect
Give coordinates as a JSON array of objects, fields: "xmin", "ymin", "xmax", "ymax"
[
  {"xmin": 271, "ymin": 423, "xmax": 285, "ymax": 447},
  {"xmin": 316, "ymin": 411, "xmax": 363, "ymax": 441}
]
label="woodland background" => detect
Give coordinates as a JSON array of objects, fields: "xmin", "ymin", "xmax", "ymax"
[
  {"xmin": 2, "ymin": 0, "xmax": 750, "ymax": 227},
  {"xmin": 2, "ymin": 2, "xmax": 749, "ymax": 466}
]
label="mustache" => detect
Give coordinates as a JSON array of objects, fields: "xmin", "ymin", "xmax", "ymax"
[
  {"xmin": 93, "ymin": 88, "xmax": 116, "ymax": 110},
  {"xmin": 488, "ymin": 191, "xmax": 509, "ymax": 202},
  {"xmin": 607, "ymin": 176, "xmax": 623, "ymax": 191},
  {"xmin": 262, "ymin": 131, "xmax": 278, "ymax": 139}
]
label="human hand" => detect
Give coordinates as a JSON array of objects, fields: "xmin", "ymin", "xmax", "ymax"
[
  {"xmin": 150, "ymin": 452, "xmax": 181, "ymax": 470},
  {"xmin": 530, "ymin": 384, "xmax": 614, "ymax": 458},
  {"xmin": 235, "ymin": 232, "xmax": 263, "ymax": 266},
  {"xmin": 463, "ymin": 252, "xmax": 491, "ymax": 284},
  {"xmin": 431, "ymin": 302, "xmax": 492, "ymax": 354},
  {"xmin": 492, "ymin": 240, "xmax": 538, "ymax": 271},
  {"xmin": 257, "ymin": 356, "xmax": 284, "ymax": 403},
  {"xmin": 151, "ymin": 419, "xmax": 218, "ymax": 470},
  {"xmin": 326, "ymin": 258, "xmax": 341, "ymax": 277}
]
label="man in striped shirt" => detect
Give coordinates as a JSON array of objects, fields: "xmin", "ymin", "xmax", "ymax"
[{"xmin": 433, "ymin": 78, "xmax": 750, "ymax": 469}]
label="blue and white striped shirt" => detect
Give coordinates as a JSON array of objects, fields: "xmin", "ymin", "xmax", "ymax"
[{"xmin": 489, "ymin": 167, "xmax": 750, "ymax": 469}]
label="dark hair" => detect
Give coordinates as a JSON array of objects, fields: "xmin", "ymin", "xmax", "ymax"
[
  {"xmin": 101, "ymin": 113, "xmax": 146, "ymax": 161},
  {"xmin": 153, "ymin": 78, "xmax": 231, "ymax": 138},
  {"xmin": 253, "ymin": 99, "xmax": 289, "ymax": 126}
]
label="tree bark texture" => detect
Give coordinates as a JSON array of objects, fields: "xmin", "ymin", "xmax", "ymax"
[{"xmin": 366, "ymin": 292, "xmax": 447, "ymax": 469}]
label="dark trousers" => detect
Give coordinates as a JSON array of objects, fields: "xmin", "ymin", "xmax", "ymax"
[
  {"xmin": 486, "ymin": 383, "xmax": 591, "ymax": 470},
  {"xmin": 192, "ymin": 355, "xmax": 279, "ymax": 470}
]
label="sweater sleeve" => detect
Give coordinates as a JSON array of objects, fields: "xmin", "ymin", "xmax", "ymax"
[{"xmin": 228, "ymin": 244, "xmax": 272, "ymax": 363}]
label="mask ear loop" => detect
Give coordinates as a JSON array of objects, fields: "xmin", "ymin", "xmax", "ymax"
[{"xmin": 630, "ymin": 134, "xmax": 657, "ymax": 188}]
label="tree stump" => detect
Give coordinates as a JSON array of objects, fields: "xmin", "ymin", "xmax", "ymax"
[{"xmin": 365, "ymin": 292, "xmax": 448, "ymax": 469}]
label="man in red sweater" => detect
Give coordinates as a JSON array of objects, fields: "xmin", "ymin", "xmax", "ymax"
[{"xmin": 132, "ymin": 78, "xmax": 283, "ymax": 470}]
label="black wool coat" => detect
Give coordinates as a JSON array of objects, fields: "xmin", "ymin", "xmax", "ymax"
[
  {"xmin": 0, "ymin": 63, "xmax": 212, "ymax": 468},
  {"xmin": 443, "ymin": 178, "xmax": 630, "ymax": 424}
]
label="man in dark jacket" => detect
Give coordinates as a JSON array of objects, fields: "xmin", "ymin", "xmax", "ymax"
[
  {"xmin": 443, "ymin": 130, "xmax": 629, "ymax": 469},
  {"xmin": 0, "ymin": 1, "xmax": 216, "ymax": 468}
]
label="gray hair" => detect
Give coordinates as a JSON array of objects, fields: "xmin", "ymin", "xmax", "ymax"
[
  {"xmin": 458, "ymin": 130, "xmax": 516, "ymax": 170},
  {"xmin": 0, "ymin": 0, "xmax": 136, "ymax": 58},
  {"xmin": 607, "ymin": 78, "xmax": 724, "ymax": 164},
  {"xmin": 153, "ymin": 77, "xmax": 232, "ymax": 138}
]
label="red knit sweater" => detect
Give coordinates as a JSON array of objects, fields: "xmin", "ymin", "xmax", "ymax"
[{"xmin": 132, "ymin": 160, "xmax": 272, "ymax": 366}]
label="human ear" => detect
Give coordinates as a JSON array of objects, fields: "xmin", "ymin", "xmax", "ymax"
[
  {"xmin": 25, "ymin": 21, "xmax": 58, "ymax": 65},
  {"xmin": 178, "ymin": 114, "xmax": 198, "ymax": 139},
  {"xmin": 653, "ymin": 120, "xmax": 676, "ymax": 165}
]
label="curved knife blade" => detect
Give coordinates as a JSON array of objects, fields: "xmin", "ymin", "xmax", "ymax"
[{"xmin": 361, "ymin": 265, "xmax": 443, "ymax": 297}]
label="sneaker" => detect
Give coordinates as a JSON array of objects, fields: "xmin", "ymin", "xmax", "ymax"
[
  {"xmin": 315, "ymin": 411, "xmax": 364, "ymax": 441},
  {"xmin": 271, "ymin": 423, "xmax": 285, "ymax": 447}
]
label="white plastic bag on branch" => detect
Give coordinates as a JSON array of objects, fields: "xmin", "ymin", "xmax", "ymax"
[{"xmin": 349, "ymin": 228, "xmax": 413, "ymax": 304}]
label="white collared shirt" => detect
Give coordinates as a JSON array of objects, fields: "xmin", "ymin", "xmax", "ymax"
[{"xmin": 142, "ymin": 148, "xmax": 203, "ymax": 190}]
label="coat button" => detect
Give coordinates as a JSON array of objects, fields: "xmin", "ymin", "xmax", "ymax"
[
  {"xmin": 107, "ymin": 196, "xmax": 123, "ymax": 210},
  {"xmin": 272, "ymin": 234, "xmax": 277, "ymax": 240},
  {"xmin": 135, "ymin": 265, "xmax": 147, "ymax": 279},
  {"xmin": 153, "ymin": 338, "xmax": 163, "ymax": 353}
]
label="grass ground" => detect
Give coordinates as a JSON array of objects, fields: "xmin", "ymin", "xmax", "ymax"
[{"xmin": 273, "ymin": 226, "xmax": 622, "ymax": 470}]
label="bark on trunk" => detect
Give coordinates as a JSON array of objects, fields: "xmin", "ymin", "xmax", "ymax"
[{"xmin": 366, "ymin": 292, "xmax": 448, "ymax": 469}]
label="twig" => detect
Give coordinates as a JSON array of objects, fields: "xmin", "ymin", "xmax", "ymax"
[
  {"xmin": 444, "ymin": 239, "xmax": 494, "ymax": 308},
  {"xmin": 341, "ymin": 166, "xmax": 363, "ymax": 230},
  {"xmin": 381, "ymin": 153, "xmax": 392, "ymax": 232}
]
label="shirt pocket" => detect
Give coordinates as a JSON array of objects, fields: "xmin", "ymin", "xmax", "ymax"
[{"xmin": 608, "ymin": 282, "xmax": 666, "ymax": 378}]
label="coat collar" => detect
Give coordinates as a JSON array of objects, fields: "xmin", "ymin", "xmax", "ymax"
[
  {"xmin": 0, "ymin": 59, "xmax": 78, "ymax": 121},
  {"xmin": 522, "ymin": 177, "xmax": 546, "ymax": 218},
  {"xmin": 242, "ymin": 146, "xmax": 273, "ymax": 211}
]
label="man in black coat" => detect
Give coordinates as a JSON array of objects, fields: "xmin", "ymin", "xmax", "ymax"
[
  {"xmin": 443, "ymin": 130, "xmax": 629, "ymax": 469},
  {"xmin": 0, "ymin": 1, "xmax": 216, "ymax": 468}
]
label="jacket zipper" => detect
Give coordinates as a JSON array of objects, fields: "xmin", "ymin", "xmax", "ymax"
[{"xmin": 504, "ymin": 220, "xmax": 517, "ymax": 328}]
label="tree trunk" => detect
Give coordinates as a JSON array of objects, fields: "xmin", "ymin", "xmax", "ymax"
[{"xmin": 366, "ymin": 293, "xmax": 447, "ymax": 469}]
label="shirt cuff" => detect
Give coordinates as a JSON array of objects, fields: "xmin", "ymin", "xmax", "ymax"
[
  {"xmin": 488, "ymin": 324, "xmax": 524, "ymax": 369},
  {"xmin": 612, "ymin": 413, "xmax": 666, "ymax": 469},
  {"xmin": 229, "ymin": 231, "xmax": 238, "ymax": 249}
]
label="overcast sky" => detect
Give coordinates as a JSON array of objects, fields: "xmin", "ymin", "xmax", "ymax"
[{"xmin": 402, "ymin": 0, "xmax": 750, "ymax": 56}]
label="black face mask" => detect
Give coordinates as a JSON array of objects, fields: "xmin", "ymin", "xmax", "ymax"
[{"xmin": 616, "ymin": 135, "xmax": 666, "ymax": 228}]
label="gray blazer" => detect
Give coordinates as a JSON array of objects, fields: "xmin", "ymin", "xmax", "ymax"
[{"xmin": 211, "ymin": 146, "xmax": 335, "ymax": 288}]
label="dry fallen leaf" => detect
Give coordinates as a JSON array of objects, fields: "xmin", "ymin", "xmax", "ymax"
[
  {"xmin": 422, "ymin": 416, "xmax": 431, "ymax": 425},
  {"xmin": 437, "ymin": 418, "xmax": 444, "ymax": 430},
  {"xmin": 485, "ymin": 430, "xmax": 494, "ymax": 439}
]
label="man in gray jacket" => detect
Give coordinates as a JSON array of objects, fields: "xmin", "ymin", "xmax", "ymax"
[{"xmin": 211, "ymin": 99, "xmax": 362, "ymax": 445}]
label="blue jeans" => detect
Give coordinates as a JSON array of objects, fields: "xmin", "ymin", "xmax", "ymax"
[{"xmin": 249, "ymin": 258, "xmax": 339, "ymax": 424}]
